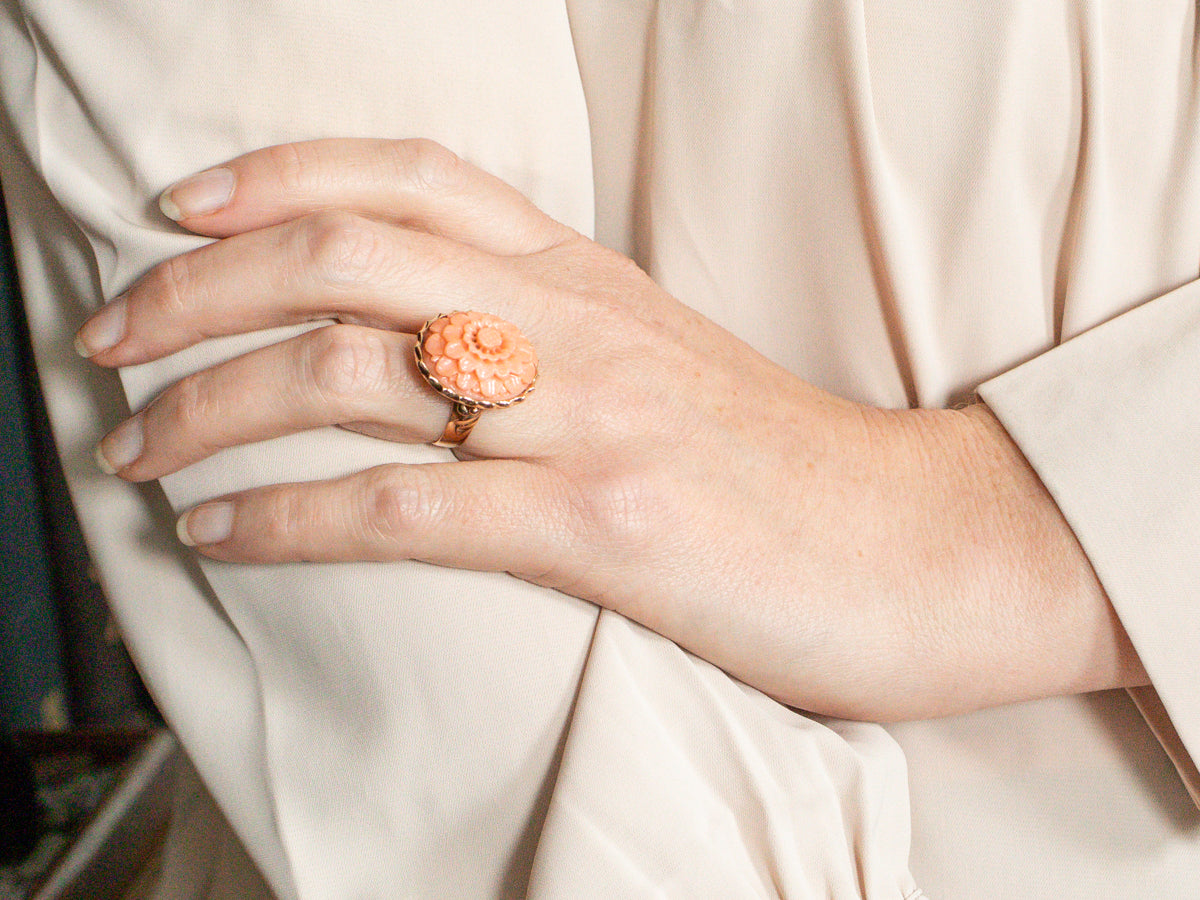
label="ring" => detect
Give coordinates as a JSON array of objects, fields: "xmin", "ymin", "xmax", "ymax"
[{"xmin": 414, "ymin": 311, "xmax": 539, "ymax": 448}]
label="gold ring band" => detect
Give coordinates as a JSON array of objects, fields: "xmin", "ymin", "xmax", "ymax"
[{"xmin": 434, "ymin": 402, "xmax": 483, "ymax": 449}]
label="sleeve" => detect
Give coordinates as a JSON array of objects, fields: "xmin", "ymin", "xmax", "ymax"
[{"xmin": 978, "ymin": 275, "xmax": 1200, "ymax": 806}]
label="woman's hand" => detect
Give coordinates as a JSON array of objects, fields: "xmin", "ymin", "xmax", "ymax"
[{"xmin": 76, "ymin": 138, "xmax": 1146, "ymax": 720}]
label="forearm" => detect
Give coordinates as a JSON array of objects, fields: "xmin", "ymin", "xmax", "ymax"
[{"xmin": 622, "ymin": 391, "xmax": 1149, "ymax": 722}]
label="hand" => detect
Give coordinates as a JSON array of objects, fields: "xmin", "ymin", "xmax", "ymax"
[{"xmin": 77, "ymin": 139, "xmax": 1147, "ymax": 720}]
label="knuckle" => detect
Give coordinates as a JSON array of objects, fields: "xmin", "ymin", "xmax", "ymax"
[
  {"xmin": 361, "ymin": 467, "xmax": 443, "ymax": 543},
  {"xmin": 167, "ymin": 371, "xmax": 220, "ymax": 447},
  {"xmin": 389, "ymin": 138, "xmax": 465, "ymax": 192},
  {"xmin": 150, "ymin": 254, "xmax": 201, "ymax": 317},
  {"xmin": 300, "ymin": 209, "xmax": 388, "ymax": 286},
  {"xmin": 302, "ymin": 324, "xmax": 394, "ymax": 410},
  {"xmin": 266, "ymin": 141, "xmax": 324, "ymax": 195},
  {"xmin": 584, "ymin": 241, "xmax": 647, "ymax": 288},
  {"xmin": 265, "ymin": 489, "xmax": 316, "ymax": 543},
  {"xmin": 571, "ymin": 467, "xmax": 659, "ymax": 554}
]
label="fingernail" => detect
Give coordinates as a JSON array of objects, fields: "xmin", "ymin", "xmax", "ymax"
[
  {"xmin": 75, "ymin": 296, "xmax": 127, "ymax": 357},
  {"xmin": 95, "ymin": 415, "xmax": 143, "ymax": 474},
  {"xmin": 177, "ymin": 502, "xmax": 234, "ymax": 546},
  {"xmin": 160, "ymin": 167, "xmax": 235, "ymax": 220}
]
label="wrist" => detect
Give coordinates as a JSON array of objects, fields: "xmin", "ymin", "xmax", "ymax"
[{"xmin": 933, "ymin": 402, "xmax": 1148, "ymax": 702}]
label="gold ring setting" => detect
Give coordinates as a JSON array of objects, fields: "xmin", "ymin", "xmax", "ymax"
[{"xmin": 414, "ymin": 311, "xmax": 538, "ymax": 448}]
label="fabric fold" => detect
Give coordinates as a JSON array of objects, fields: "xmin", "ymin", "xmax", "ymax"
[{"xmin": 527, "ymin": 612, "xmax": 921, "ymax": 899}]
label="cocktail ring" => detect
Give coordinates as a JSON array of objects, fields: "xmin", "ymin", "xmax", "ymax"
[{"xmin": 414, "ymin": 311, "xmax": 538, "ymax": 448}]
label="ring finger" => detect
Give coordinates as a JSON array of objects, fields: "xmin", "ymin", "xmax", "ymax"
[{"xmin": 94, "ymin": 322, "xmax": 545, "ymax": 482}]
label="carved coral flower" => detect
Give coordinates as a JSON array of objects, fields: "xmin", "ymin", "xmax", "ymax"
[{"xmin": 415, "ymin": 311, "xmax": 538, "ymax": 406}]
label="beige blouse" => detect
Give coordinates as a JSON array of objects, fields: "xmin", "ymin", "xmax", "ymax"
[{"xmin": 1, "ymin": 0, "xmax": 1198, "ymax": 895}]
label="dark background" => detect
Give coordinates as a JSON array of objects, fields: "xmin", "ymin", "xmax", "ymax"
[{"xmin": 1, "ymin": 195, "xmax": 158, "ymax": 878}]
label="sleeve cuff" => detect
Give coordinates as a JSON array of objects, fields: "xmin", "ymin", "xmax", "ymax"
[
  {"xmin": 977, "ymin": 277, "xmax": 1200, "ymax": 805},
  {"xmin": 1129, "ymin": 686, "xmax": 1200, "ymax": 807}
]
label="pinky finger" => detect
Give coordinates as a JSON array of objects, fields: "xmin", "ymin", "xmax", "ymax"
[{"xmin": 175, "ymin": 460, "xmax": 581, "ymax": 583}]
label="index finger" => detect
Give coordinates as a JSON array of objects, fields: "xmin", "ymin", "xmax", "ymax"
[{"xmin": 159, "ymin": 138, "xmax": 574, "ymax": 256}]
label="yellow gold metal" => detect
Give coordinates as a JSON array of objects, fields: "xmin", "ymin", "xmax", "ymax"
[{"xmin": 433, "ymin": 402, "xmax": 484, "ymax": 448}]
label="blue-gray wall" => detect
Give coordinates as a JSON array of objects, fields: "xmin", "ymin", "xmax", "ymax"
[{"xmin": 1, "ymin": 195, "xmax": 153, "ymax": 733}]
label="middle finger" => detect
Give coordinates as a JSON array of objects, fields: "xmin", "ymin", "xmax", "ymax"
[{"xmin": 76, "ymin": 210, "xmax": 533, "ymax": 367}]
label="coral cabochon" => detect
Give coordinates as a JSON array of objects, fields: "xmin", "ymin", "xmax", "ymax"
[{"xmin": 415, "ymin": 311, "xmax": 538, "ymax": 407}]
